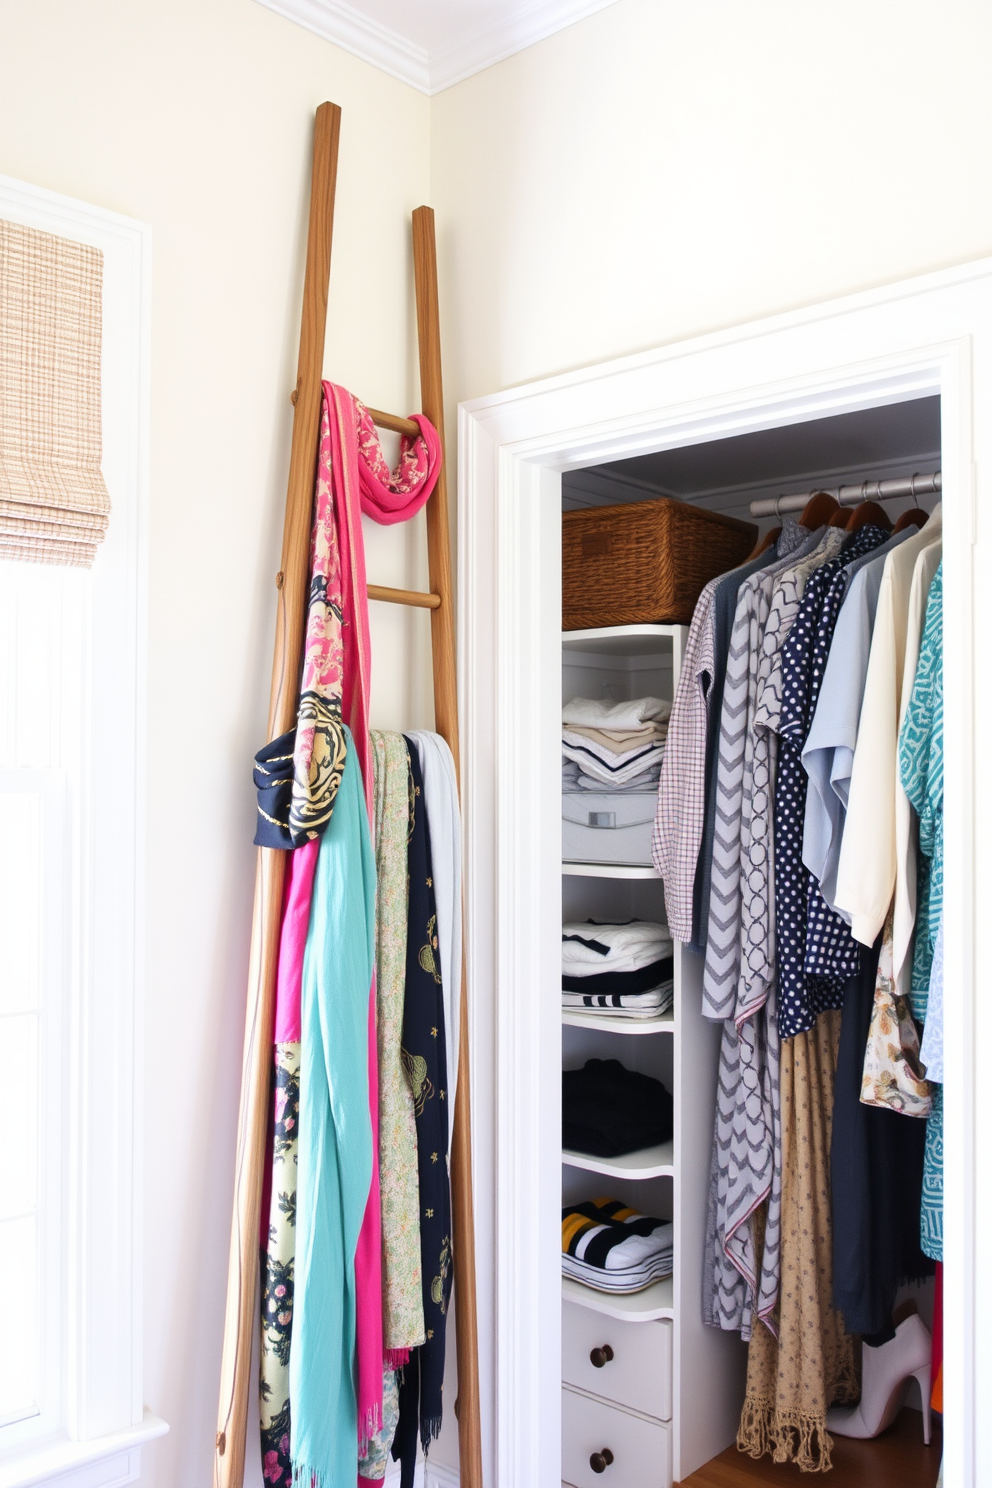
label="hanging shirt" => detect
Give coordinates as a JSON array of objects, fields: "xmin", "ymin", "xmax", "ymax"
[
  {"xmin": 774, "ymin": 525, "xmax": 891, "ymax": 1038},
  {"xmin": 834, "ymin": 507, "xmax": 943, "ymax": 946},
  {"xmin": 891, "ymin": 539, "xmax": 943, "ymax": 995},
  {"xmin": 801, "ymin": 528, "xmax": 915, "ymax": 916},
  {"xmin": 898, "ymin": 561, "xmax": 943, "ymax": 1265},
  {"xmin": 701, "ymin": 526, "xmax": 827, "ymax": 1020},
  {"xmin": 653, "ymin": 573, "xmax": 723, "ymax": 943},
  {"xmin": 692, "ymin": 523, "xmax": 811, "ymax": 949},
  {"xmin": 738, "ymin": 529, "xmax": 846, "ymax": 1018},
  {"xmin": 899, "ymin": 562, "xmax": 944, "ymax": 1010},
  {"xmin": 919, "ymin": 916, "xmax": 944, "ymax": 1082}
]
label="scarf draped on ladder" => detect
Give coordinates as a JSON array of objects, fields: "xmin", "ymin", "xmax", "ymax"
[{"xmin": 257, "ymin": 386, "xmax": 442, "ymax": 1488}]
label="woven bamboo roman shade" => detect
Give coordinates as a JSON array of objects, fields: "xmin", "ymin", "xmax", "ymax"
[{"xmin": 0, "ymin": 219, "xmax": 111, "ymax": 567}]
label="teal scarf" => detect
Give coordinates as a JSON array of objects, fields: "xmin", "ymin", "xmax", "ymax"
[{"xmin": 290, "ymin": 736, "xmax": 377, "ymax": 1487}]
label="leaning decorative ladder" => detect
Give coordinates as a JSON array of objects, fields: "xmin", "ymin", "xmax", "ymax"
[{"xmin": 213, "ymin": 102, "xmax": 483, "ymax": 1488}]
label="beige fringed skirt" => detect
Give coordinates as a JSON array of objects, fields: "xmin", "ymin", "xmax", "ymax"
[{"xmin": 737, "ymin": 1010, "xmax": 859, "ymax": 1472}]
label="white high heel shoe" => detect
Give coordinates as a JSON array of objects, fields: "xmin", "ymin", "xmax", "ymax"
[{"xmin": 826, "ymin": 1309, "xmax": 932, "ymax": 1444}]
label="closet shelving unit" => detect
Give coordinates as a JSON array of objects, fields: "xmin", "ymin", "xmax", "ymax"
[{"xmin": 560, "ymin": 623, "xmax": 745, "ymax": 1488}]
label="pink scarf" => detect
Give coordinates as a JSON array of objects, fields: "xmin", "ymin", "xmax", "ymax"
[{"xmin": 272, "ymin": 384, "xmax": 441, "ymax": 1454}]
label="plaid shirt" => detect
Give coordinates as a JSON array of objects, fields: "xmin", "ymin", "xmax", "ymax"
[{"xmin": 652, "ymin": 579, "xmax": 720, "ymax": 942}]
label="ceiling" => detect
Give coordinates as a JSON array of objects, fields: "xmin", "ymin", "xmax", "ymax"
[
  {"xmin": 585, "ymin": 396, "xmax": 942, "ymax": 498},
  {"xmin": 255, "ymin": 0, "xmax": 620, "ymax": 93}
]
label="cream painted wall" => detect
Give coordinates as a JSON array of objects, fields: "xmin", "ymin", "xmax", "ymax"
[
  {"xmin": 432, "ymin": 0, "xmax": 992, "ymax": 412},
  {"xmin": 0, "ymin": 3, "xmax": 432, "ymax": 1483},
  {"xmin": 428, "ymin": 3, "xmax": 992, "ymax": 1479}
]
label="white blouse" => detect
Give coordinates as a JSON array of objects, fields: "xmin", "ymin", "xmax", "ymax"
[{"xmin": 834, "ymin": 505, "xmax": 942, "ymax": 947}]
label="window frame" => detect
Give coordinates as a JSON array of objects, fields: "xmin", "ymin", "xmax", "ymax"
[{"xmin": 0, "ymin": 174, "xmax": 164, "ymax": 1487}]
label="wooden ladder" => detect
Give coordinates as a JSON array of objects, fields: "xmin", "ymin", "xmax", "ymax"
[{"xmin": 213, "ymin": 101, "xmax": 483, "ymax": 1488}]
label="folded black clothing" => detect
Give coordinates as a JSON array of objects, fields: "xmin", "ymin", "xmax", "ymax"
[
  {"xmin": 561, "ymin": 957, "xmax": 674, "ymax": 995},
  {"xmin": 562, "ymin": 1058, "xmax": 674, "ymax": 1157}
]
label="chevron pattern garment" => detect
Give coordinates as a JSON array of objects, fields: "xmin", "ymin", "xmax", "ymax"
[
  {"xmin": 693, "ymin": 534, "xmax": 809, "ymax": 949},
  {"xmin": 702, "ymin": 526, "xmax": 825, "ymax": 1022},
  {"xmin": 703, "ymin": 530, "xmax": 843, "ymax": 1334}
]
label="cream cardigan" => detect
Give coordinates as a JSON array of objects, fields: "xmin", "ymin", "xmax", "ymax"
[{"xmin": 834, "ymin": 505, "xmax": 942, "ymax": 947}]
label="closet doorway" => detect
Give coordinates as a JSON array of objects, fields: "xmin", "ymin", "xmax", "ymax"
[{"xmin": 458, "ymin": 260, "xmax": 992, "ymax": 1487}]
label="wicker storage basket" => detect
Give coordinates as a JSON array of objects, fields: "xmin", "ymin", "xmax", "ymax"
[{"xmin": 562, "ymin": 498, "xmax": 758, "ymax": 629}]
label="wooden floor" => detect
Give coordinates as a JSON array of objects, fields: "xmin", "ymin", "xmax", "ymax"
[{"xmin": 678, "ymin": 1410, "xmax": 940, "ymax": 1488}]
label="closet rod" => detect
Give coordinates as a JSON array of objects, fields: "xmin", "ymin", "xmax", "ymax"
[
  {"xmin": 368, "ymin": 582, "xmax": 441, "ymax": 609},
  {"xmin": 749, "ymin": 469, "xmax": 941, "ymax": 518}
]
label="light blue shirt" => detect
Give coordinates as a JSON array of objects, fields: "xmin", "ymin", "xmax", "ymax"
[{"xmin": 801, "ymin": 528, "xmax": 915, "ymax": 916}]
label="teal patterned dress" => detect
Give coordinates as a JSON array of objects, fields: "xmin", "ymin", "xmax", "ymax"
[{"xmin": 898, "ymin": 561, "xmax": 943, "ymax": 1262}]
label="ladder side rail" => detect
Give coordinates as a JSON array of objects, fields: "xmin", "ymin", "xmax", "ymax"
[{"xmin": 213, "ymin": 100, "xmax": 342, "ymax": 1488}]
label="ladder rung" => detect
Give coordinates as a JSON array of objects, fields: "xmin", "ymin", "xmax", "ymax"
[
  {"xmin": 367, "ymin": 582, "xmax": 441, "ymax": 610},
  {"xmin": 367, "ymin": 406, "xmax": 420, "ymax": 438}
]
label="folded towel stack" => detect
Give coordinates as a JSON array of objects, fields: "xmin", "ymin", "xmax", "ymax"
[
  {"xmin": 562, "ymin": 1198, "xmax": 674, "ymax": 1293},
  {"xmin": 561, "ymin": 696, "xmax": 671, "ymax": 793},
  {"xmin": 562, "ymin": 920, "xmax": 674, "ymax": 1021},
  {"xmin": 563, "ymin": 1057, "xmax": 674, "ymax": 1156}
]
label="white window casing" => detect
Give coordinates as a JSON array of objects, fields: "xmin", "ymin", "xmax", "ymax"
[{"xmin": 0, "ymin": 176, "xmax": 164, "ymax": 1488}]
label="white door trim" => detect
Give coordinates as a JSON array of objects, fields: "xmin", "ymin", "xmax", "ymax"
[{"xmin": 458, "ymin": 256, "xmax": 992, "ymax": 1486}]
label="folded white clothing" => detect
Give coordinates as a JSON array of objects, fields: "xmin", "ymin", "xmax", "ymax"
[
  {"xmin": 562, "ymin": 696, "xmax": 673, "ymax": 730},
  {"xmin": 561, "ymin": 1254, "xmax": 673, "ymax": 1293},
  {"xmin": 574, "ymin": 772, "xmax": 660, "ymax": 793},
  {"xmin": 563, "ymin": 728, "xmax": 665, "ymax": 770},
  {"xmin": 562, "ymin": 740, "xmax": 665, "ymax": 786},
  {"xmin": 562, "ymin": 921, "xmax": 673, "ymax": 972}
]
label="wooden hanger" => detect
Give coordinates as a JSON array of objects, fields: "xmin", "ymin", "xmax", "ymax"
[
  {"xmin": 848, "ymin": 500, "xmax": 893, "ymax": 533},
  {"xmin": 829, "ymin": 505, "xmax": 853, "ymax": 529},
  {"xmin": 892, "ymin": 507, "xmax": 929, "ymax": 534},
  {"xmin": 800, "ymin": 490, "xmax": 840, "ymax": 528}
]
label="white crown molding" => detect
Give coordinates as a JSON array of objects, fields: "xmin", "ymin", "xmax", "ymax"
[
  {"xmin": 255, "ymin": 0, "xmax": 430, "ymax": 91},
  {"xmin": 254, "ymin": 0, "xmax": 619, "ymax": 94},
  {"xmin": 427, "ymin": 0, "xmax": 620, "ymax": 93}
]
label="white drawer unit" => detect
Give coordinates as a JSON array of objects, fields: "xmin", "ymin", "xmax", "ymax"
[
  {"xmin": 560, "ymin": 625, "xmax": 747, "ymax": 1485},
  {"xmin": 561, "ymin": 1387, "xmax": 672, "ymax": 1488},
  {"xmin": 562, "ymin": 1302, "xmax": 672, "ymax": 1422}
]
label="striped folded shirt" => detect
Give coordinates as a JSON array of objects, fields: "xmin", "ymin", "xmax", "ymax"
[
  {"xmin": 561, "ymin": 736, "xmax": 665, "ymax": 786},
  {"xmin": 562, "ymin": 728, "xmax": 667, "ymax": 768},
  {"xmin": 561, "ymin": 982, "xmax": 674, "ymax": 1018},
  {"xmin": 562, "ymin": 1252, "xmax": 673, "ymax": 1293},
  {"xmin": 562, "ymin": 1199, "xmax": 673, "ymax": 1272}
]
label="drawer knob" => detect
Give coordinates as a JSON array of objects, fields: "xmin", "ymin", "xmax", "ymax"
[
  {"xmin": 589, "ymin": 1344, "xmax": 614, "ymax": 1368},
  {"xmin": 589, "ymin": 1448, "xmax": 615, "ymax": 1473}
]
